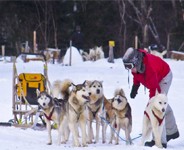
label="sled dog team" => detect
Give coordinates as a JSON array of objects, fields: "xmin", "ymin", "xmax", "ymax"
[{"xmin": 37, "ymin": 79, "xmax": 168, "ymax": 148}]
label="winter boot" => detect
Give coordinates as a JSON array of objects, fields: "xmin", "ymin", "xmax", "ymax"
[
  {"xmin": 144, "ymin": 140, "xmax": 167, "ymax": 148},
  {"xmin": 167, "ymin": 131, "xmax": 179, "ymax": 142}
]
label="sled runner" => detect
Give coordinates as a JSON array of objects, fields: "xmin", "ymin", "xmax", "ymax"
[{"xmin": 12, "ymin": 53, "xmax": 50, "ymax": 128}]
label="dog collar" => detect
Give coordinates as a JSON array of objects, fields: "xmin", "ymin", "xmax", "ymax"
[{"xmin": 44, "ymin": 107, "xmax": 54, "ymax": 121}]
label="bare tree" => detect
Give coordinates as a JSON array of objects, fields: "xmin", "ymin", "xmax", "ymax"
[
  {"xmin": 117, "ymin": 0, "xmax": 127, "ymax": 54},
  {"xmin": 51, "ymin": 5, "xmax": 58, "ymax": 49},
  {"xmin": 180, "ymin": 0, "xmax": 184, "ymax": 20},
  {"xmin": 34, "ymin": 0, "xmax": 54, "ymax": 50},
  {"xmin": 127, "ymin": 0, "xmax": 153, "ymax": 48}
]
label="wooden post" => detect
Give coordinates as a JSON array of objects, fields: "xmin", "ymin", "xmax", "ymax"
[
  {"xmin": 33, "ymin": 31, "xmax": 37, "ymax": 53},
  {"xmin": 108, "ymin": 41, "xmax": 115, "ymax": 63},
  {"xmin": 166, "ymin": 33, "xmax": 170, "ymax": 58},
  {"xmin": 135, "ymin": 35, "xmax": 138, "ymax": 48},
  {"xmin": 69, "ymin": 40, "xmax": 72, "ymax": 66},
  {"xmin": 25, "ymin": 41, "xmax": 29, "ymax": 53},
  {"xmin": 12, "ymin": 62, "xmax": 16, "ymax": 122},
  {"xmin": 2, "ymin": 45, "xmax": 6, "ymax": 62}
]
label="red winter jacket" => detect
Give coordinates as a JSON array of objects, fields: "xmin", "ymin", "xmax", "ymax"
[{"xmin": 132, "ymin": 49, "xmax": 170, "ymax": 98}]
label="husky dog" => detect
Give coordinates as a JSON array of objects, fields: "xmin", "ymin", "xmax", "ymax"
[
  {"xmin": 67, "ymin": 81, "xmax": 91, "ymax": 147},
  {"xmin": 89, "ymin": 48, "xmax": 96, "ymax": 61},
  {"xmin": 85, "ymin": 80, "xmax": 104, "ymax": 144},
  {"xmin": 109, "ymin": 88, "xmax": 132, "ymax": 145},
  {"xmin": 141, "ymin": 91, "xmax": 168, "ymax": 148},
  {"xmin": 36, "ymin": 90, "xmax": 67, "ymax": 145},
  {"xmin": 95, "ymin": 46, "xmax": 104, "ymax": 60},
  {"xmin": 88, "ymin": 46, "xmax": 105, "ymax": 61},
  {"xmin": 51, "ymin": 79, "xmax": 72, "ymax": 140},
  {"xmin": 80, "ymin": 50, "xmax": 90, "ymax": 61}
]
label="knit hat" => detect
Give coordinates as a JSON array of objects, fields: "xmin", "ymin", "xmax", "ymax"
[{"xmin": 122, "ymin": 47, "xmax": 145, "ymax": 73}]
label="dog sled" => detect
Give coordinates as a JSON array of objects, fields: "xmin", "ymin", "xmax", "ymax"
[{"xmin": 11, "ymin": 53, "xmax": 51, "ymax": 128}]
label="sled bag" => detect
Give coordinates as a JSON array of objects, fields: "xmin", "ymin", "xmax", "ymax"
[{"xmin": 17, "ymin": 73, "xmax": 46, "ymax": 105}]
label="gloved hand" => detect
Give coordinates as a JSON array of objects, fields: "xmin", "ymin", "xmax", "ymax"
[{"xmin": 130, "ymin": 84, "xmax": 139, "ymax": 99}]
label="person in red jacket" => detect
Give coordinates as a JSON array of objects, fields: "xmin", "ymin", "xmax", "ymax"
[{"xmin": 122, "ymin": 47, "xmax": 179, "ymax": 148}]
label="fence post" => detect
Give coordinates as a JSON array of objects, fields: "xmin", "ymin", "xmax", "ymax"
[
  {"xmin": 135, "ymin": 35, "xmax": 138, "ymax": 49},
  {"xmin": 2, "ymin": 45, "xmax": 6, "ymax": 62},
  {"xmin": 108, "ymin": 41, "xmax": 115, "ymax": 63},
  {"xmin": 33, "ymin": 31, "xmax": 37, "ymax": 53},
  {"xmin": 25, "ymin": 41, "xmax": 29, "ymax": 53},
  {"xmin": 69, "ymin": 40, "xmax": 72, "ymax": 66}
]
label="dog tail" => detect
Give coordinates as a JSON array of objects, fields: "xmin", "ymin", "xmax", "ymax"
[
  {"xmin": 51, "ymin": 79, "xmax": 72, "ymax": 99},
  {"xmin": 60, "ymin": 79, "xmax": 72, "ymax": 94}
]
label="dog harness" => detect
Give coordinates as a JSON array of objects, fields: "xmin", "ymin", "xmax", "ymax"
[
  {"xmin": 113, "ymin": 103, "xmax": 132, "ymax": 129},
  {"xmin": 69, "ymin": 103, "xmax": 83, "ymax": 122},
  {"xmin": 88, "ymin": 106, "xmax": 101, "ymax": 118},
  {"xmin": 144, "ymin": 110, "xmax": 165, "ymax": 126},
  {"xmin": 88, "ymin": 97, "xmax": 103, "ymax": 118},
  {"xmin": 44, "ymin": 107, "xmax": 54, "ymax": 121}
]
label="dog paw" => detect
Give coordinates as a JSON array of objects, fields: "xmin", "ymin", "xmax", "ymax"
[
  {"xmin": 87, "ymin": 141, "xmax": 92, "ymax": 144},
  {"xmin": 156, "ymin": 144, "xmax": 163, "ymax": 149},
  {"xmin": 82, "ymin": 144, "xmax": 88, "ymax": 147},
  {"xmin": 74, "ymin": 143, "xmax": 81, "ymax": 147},
  {"xmin": 102, "ymin": 140, "xmax": 106, "ymax": 144},
  {"xmin": 126, "ymin": 140, "xmax": 133, "ymax": 145},
  {"xmin": 47, "ymin": 142, "xmax": 52, "ymax": 145},
  {"xmin": 61, "ymin": 141, "xmax": 66, "ymax": 144}
]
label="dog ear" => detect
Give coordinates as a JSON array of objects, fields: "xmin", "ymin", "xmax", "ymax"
[
  {"xmin": 36, "ymin": 89, "xmax": 40, "ymax": 97},
  {"xmin": 119, "ymin": 88, "xmax": 125, "ymax": 97},
  {"xmin": 155, "ymin": 89, "xmax": 159, "ymax": 95},
  {"xmin": 71, "ymin": 83, "xmax": 77, "ymax": 92},
  {"xmin": 82, "ymin": 80, "xmax": 87, "ymax": 86},
  {"xmin": 163, "ymin": 91, "xmax": 166, "ymax": 95},
  {"xmin": 84, "ymin": 80, "xmax": 91, "ymax": 86},
  {"xmin": 108, "ymin": 98, "xmax": 114, "ymax": 103},
  {"xmin": 97, "ymin": 80, "xmax": 103, "ymax": 87}
]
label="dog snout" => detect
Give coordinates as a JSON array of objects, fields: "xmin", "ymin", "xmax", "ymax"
[
  {"xmin": 162, "ymin": 108, "xmax": 165, "ymax": 112},
  {"xmin": 96, "ymin": 89, "xmax": 100, "ymax": 94},
  {"xmin": 43, "ymin": 102, "xmax": 46, "ymax": 106},
  {"xmin": 117, "ymin": 98, "xmax": 122, "ymax": 104}
]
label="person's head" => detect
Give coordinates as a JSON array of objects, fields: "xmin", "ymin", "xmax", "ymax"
[
  {"xmin": 76, "ymin": 25, "xmax": 81, "ymax": 32},
  {"xmin": 122, "ymin": 47, "xmax": 145, "ymax": 73}
]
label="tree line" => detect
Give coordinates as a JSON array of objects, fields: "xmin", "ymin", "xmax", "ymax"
[{"xmin": 0, "ymin": 0, "xmax": 183, "ymax": 57}]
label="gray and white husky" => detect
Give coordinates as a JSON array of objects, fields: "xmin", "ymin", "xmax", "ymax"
[
  {"xmin": 109, "ymin": 88, "xmax": 132, "ymax": 145},
  {"xmin": 36, "ymin": 90, "xmax": 68, "ymax": 145},
  {"xmin": 85, "ymin": 80, "xmax": 105, "ymax": 144},
  {"xmin": 67, "ymin": 81, "xmax": 91, "ymax": 147}
]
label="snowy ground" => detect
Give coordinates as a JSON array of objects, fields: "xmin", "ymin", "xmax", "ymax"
[{"xmin": 0, "ymin": 50, "xmax": 184, "ymax": 150}]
